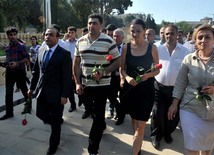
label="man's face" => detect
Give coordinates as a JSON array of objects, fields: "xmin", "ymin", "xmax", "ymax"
[
  {"xmin": 165, "ymin": 27, "xmax": 177, "ymax": 44},
  {"xmin": 145, "ymin": 30, "xmax": 155, "ymax": 43},
  {"xmin": 107, "ymin": 30, "xmax": 114, "ymax": 38},
  {"xmin": 113, "ymin": 31, "xmax": 124, "ymax": 45},
  {"xmin": 68, "ymin": 30, "xmax": 76, "ymax": 40},
  {"xmin": 160, "ymin": 27, "xmax": 165, "ymax": 41},
  {"xmin": 177, "ymin": 32, "xmax": 183, "ymax": 43},
  {"xmin": 7, "ymin": 32, "xmax": 17, "ymax": 42},
  {"xmin": 45, "ymin": 28, "xmax": 59, "ymax": 48},
  {"xmin": 30, "ymin": 37, "xmax": 37, "ymax": 45},
  {"xmin": 88, "ymin": 18, "xmax": 101, "ymax": 35}
]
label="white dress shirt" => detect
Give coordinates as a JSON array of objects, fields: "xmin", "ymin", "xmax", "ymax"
[{"xmin": 155, "ymin": 43, "xmax": 190, "ymax": 86}]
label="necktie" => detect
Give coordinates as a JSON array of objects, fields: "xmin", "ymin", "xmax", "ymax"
[
  {"xmin": 117, "ymin": 45, "xmax": 121, "ymax": 53},
  {"xmin": 43, "ymin": 49, "xmax": 51, "ymax": 70}
]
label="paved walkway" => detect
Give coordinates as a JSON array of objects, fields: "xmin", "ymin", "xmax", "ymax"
[{"xmin": 0, "ymin": 84, "xmax": 208, "ymax": 155}]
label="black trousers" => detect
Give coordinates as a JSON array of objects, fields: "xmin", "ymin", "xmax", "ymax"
[
  {"xmin": 69, "ymin": 79, "xmax": 76, "ymax": 108},
  {"xmin": 84, "ymin": 85, "xmax": 109, "ymax": 154},
  {"xmin": 37, "ymin": 91, "xmax": 64, "ymax": 147},
  {"xmin": 150, "ymin": 81, "xmax": 179, "ymax": 140},
  {"xmin": 5, "ymin": 68, "xmax": 28, "ymax": 115},
  {"xmin": 107, "ymin": 72, "xmax": 120, "ymax": 113}
]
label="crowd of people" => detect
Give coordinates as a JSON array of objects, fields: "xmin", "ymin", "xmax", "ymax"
[{"xmin": 0, "ymin": 13, "xmax": 214, "ymax": 155}]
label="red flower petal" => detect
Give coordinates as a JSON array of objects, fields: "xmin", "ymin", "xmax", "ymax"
[
  {"xmin": 22, "ymin": 119, "xmax": 27, "ymax": 126},
  {"xmin": 106, "ymin": 55, "xmax": 113, "ymax": 61},
  {"xmin": 155, "ymin": 64, "xmax": 162, "ymax": 69}
]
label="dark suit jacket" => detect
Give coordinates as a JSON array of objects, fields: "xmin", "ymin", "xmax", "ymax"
[{"xmin": 30, "ymin": 44, "xmax": 72, "ymax": 122}]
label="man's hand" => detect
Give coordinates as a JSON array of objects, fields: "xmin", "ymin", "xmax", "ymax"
[
  {"xmin": 62, "ymin": 33, "xmax": 69, "ymax": 41},
  {"xmin": 61, "ymin": 97, "xmax": 67, "ymax": 105},
  {"xmin": 27, "ymin": 90, "xmax": 33, "ymax": 98},
  {"xmin": 9, "ymin": 61, "xmax": 18, "ymax": 68},
  {"xmin": 76, "ymin": 84, "xmax": 84, "ymax": 95}
]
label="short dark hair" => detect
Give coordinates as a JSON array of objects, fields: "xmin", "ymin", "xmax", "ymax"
[
  {"xmin": 131, "ymin": 19, "xmax": 146, "ymax": 30},
  {"xmin": 88, "ymin": 13, "xmax": 103, "ymax": 24},
  {"xmin": 67, "ymin": 26, "xmax": 77, "ymax": 32},
  {"xmin": 6, "ymin": 26, "xmax": 18, "ymax": 35},
  {"xmin": 106, "ymin": 24, "xmax": 117, "ymax": 31},
  {"xmin": 48, "ymin": 24, "xmax": 60, "ymax": 37},
  {"xmin": 30, "ymin": 36, "xmax": 37, "ymax": 40},
  {"xmin": 81, "ymin": 27, "xmax": 88, "ymax": 33},
  {"xmin": 166, "ymin": 24, "xmax": 178, "ymax": 33}
]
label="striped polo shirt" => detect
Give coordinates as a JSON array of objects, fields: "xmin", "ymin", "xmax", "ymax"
[{"xmin": 75, "ymin": 33, "xmax": 120, "ymax": 86}]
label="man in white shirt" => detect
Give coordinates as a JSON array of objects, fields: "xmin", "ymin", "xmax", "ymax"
[
  {"xmin": 150, "ymin": 24, "xmax": 190, "ymax": 149},
  {"xmin": 155, "ymin": 27, "xmax": 166, "ymax": 47},
  {"xmin": 63, "ymin": 26, "xmax": 78, "ymax": 113}
]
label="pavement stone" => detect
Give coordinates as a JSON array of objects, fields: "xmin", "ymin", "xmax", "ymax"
[{"xmin": 0, "ymin": 84, "xmax": 213, "ymax": 155}]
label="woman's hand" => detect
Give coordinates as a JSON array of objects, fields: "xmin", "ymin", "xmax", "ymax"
[
  {"xmin": 125, "ymin": 76, "xmax": 137, "ymax": 86},
  {"xmin": 140, "ymin": 73, "xmax": 150, "ymax": 81}
]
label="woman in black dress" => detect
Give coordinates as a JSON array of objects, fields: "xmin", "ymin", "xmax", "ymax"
[{"xmin": 120, "ymin": 19, "xmax": 160, "ymax": 155}]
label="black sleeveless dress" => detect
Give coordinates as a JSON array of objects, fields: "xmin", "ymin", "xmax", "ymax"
[{"xmin": 120, "ymin": 43, "xmax": 155, "ymax": 121}]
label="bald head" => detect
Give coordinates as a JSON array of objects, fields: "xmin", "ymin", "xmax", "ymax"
[{"xmin": 145, "ymin": 29, "xmax": 156, "ymax": 43}]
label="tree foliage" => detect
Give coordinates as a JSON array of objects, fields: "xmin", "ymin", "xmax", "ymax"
[
  {"xmin": 0, "ymin": 0, "xmax": 43, "ymax": 32},
  {"xmin": 0, "ymin": 0, "xmax": 133, "ymax": 32},
  {"xmin": 124, "ymin": 14, "xmax": 136, "ymax": 27},
  {"xmin": 102, "ymin": 0, "xmax": 133, "ymax": 15},
  {"xmin": 51, "ymin": 0, "xmax": 79, "ymax": 32},
  {"xmin": 71, "ymin": 0, "xmax": 133, "ymax": 27},
  {"xmin": 105, "ymin": 16, "xmax": 124, "ymax": 28},
  {"xmin": 176, "ymin": 21, "xmax": 193, "ymax": 35}
]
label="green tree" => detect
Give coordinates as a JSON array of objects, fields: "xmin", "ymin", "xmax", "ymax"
[
  {"xmin": 0, "ymin": 10, "xmax": 6, "ymax": 32},
  {"xmin": 51, "ymin": 0, "xmax": 79, "ymax": 31},
  {"xmin": 145, "ymin": 14, "xmax": 157, "ymax": 32},
  {"xmin": 0, "ymin": 0, "xmax": 43, "ymax": 32},
  {"xmin": 71, "ymin": 0, "xmax": 100, "ymax": 27},
  {"xmin": 101, "ymin": 0, "xmax": 133, "ymax": 15},
  {"xmin": 176, "ymin": 21, "xmax": 193, "ymax": 35},
  {"xmin": 71, "ymin": 0, "xmax": 133, "ymax": 27},
  {"xmin": 105, "ymin": 15, "xmax": 124, "ymax": 28},
  {"xmin": 124, "ymin": 14, "xmax": 136, "ymax": 27}
]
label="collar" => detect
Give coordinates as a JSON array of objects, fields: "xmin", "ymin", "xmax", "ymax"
[{"xmin": 47, "ymin": 44, "xmax": 58, "ymax": 52}]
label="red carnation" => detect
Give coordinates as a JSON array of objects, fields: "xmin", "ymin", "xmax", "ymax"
[
  {"xmin": 22, "ymin": 118, "xmax": 27, "ymax": 126},
  {"xmin": 155, "ymin": 64, "xmax": 162, "ymax": 69},
  {"xmin": 106, "ymin": 54, "xmax": 113, "ymax": 61}
]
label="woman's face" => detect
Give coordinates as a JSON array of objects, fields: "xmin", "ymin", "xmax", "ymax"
[
  {"xmin": 130, "ymin": 24, "xmax": 144, "ymax": 40},
  {"xmin": 196, "ymin": 29, "xmax": 214, "ymax": 51}
]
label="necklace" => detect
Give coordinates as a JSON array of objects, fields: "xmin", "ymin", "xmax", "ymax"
[{"xmin": 198, "ymin": 50, "xmax": 214, "ymax": 61}]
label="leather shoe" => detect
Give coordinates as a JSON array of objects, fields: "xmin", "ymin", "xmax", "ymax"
[
  {"xmin": 68, "ymin": 107, "xmax": 76, "ymax": 113},
  {"xmin": 0, "ymin": 114, "xmax": 14, "ymax": 120},
  {"xmin": 151, "ymin": 137, "xmax": 160, "ymax": 149},
  {"xmin": 164, "ymin": 135, "xmax": 173, "ymax": 144},
  {"xmin": 46, "ymin": 146, "xmax": 57, "ymax": 155},
  {"xmin": 115, "ymin": 119, "xmax": 124, "ymax": 126},
  {"xmin": 82, "ymin": 111, "xmax": 90, "ymax": 119}
]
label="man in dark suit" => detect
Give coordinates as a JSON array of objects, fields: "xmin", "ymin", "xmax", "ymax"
[{"xmin": 28, "ymin": 25, "xmax": 72, "ymax": 155}]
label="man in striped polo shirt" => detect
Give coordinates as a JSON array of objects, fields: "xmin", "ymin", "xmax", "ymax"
[{"xmin": 73, "ymin": 13, "xmax": 120, "ymax": 155}]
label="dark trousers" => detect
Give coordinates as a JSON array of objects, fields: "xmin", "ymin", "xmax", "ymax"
[
  {"xmin": 5, "ymin": 68, "xmax": 28, "ymax": 115},
  {"xmin": 37, "ymin": 92, "xmax": 63, "ymax": 147},
  {"xmin": 150, "ymin": 81, "xmax": 179, "ymax": 140},
  {"xmin": 107, "ymin": 72, "xmax": 120, "ymax": 113},
  {"xmin": 84, "ymin": 86, "xmax": 109, "ymax": 154},
  {"xmin": 69, "ymin": 80, "xmax": 76, "ymax": 108}
]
